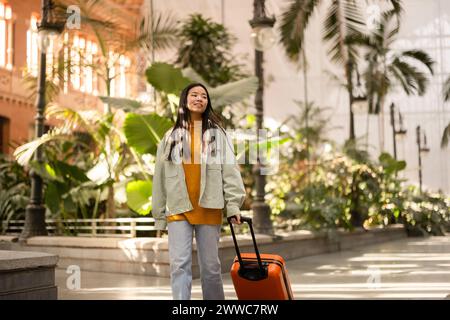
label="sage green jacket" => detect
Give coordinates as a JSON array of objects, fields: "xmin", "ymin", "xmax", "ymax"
[{"xmin": 151, "ymin": 127, "xmax": 246, "ymax": 230}]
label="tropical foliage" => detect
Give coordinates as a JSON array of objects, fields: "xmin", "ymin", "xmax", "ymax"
[
  {"xmin": 267, "ymin": 101, "xmax": 448, "ymax": 236},
  {"xmin": 402, "ymin": 188, "xmax": 450, "ymax": 236},
  {"xmin": 278, "ymin": 0, "xmax": 409, "ymax": 144},
  {"xmin": 349, "ymin": 10, "xmax": 434, "ymax": 114},
  {"xmin": 176, "ymin": 13, "xmax": 247, "ymax": 87},
  {"xmin": 279, "ymin": 0, "xmax": 369, "ymax": 141},
  {"xmin": 0, "ymin": 155, "xmax": 29, "ymax": 233},
  {"xmin": 2, "ymin": 2, "xmax": 448, "ymax": 239},
  {"xmin": 268, "ymin": 143, "xmax": 449, "ymax": 236}
]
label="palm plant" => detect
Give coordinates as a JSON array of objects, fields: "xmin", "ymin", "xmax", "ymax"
[
  {"xmin": 279, "ymin": 0, "xmax": 364, "ymax": 142},
  {"xmin": 349, "ymin": 10, "xmax": 434, "ymax": 151},
  {"xmin": 279, "ymin": 0, "xmax": 375, "ymax": 228},
  {"xmin": 176, "ymin": 14, "xmax": 247, "ymax": 87},
  {"xmin": 278, "ymin": 0, "xmax": 403, "ymax": 142},
  {"xmin": 278, "ymin": 1, "xmax": 404, "ymax": 228},
  {"xmin": 0, "ymin": 155, "xmax": 29, "ymax": 233},
  {"xmin": 14, "ymin": 104, "xmax": 173, "ymax": 219}
]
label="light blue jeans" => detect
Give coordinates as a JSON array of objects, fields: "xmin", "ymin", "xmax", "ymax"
[{"xmin": 168, "ymin": 221, "xmax": 225, "ymax": 300}]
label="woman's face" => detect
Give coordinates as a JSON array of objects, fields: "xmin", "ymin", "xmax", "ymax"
[{"xmin": 186, "ymin": 86, "xmax": 208, "ymax": 118}]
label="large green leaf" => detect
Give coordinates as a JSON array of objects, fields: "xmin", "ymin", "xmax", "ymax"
[
  {"xmin": 13, "ymin": 129, "xmax": 73, "ymax": 166},
  {"xmin": 209, "ymin": 77, "xmax": 258, "ymax": 107},
  {"xmin": 145, "ymin": 62, "xmax": 191, "ymax": 95},
  {"xmin": 145, "ymin": 63, "xmax": 257, "ymax": 108},
  {"xmin": 45, "ymin": 182, "xmax": 63, "ymax": 215},
  {"xmin": 182, "ymin": 67, "xmax": 208, "ymax": 84},
  {"xmin": 29, "ymin": 162, "xmax": 64, "ymax": 183},
  {"xmin": 379, "ymin": 152, "xmax": 406, "ymax": 175},
  {"xmin": 32, "ymin": 159, "xmax": 90, "ymax": 183},
  {"xmin": 52, "ymin": 160, "xmax": 90, "ymax": 183},
  {"xmin": 98, "ymin": 96, "xmax": 142, "ymax": 112},
  {"xmin": 123, "ymin": 113, "xmax": 173, "ymax": 156},
  {"xmin": 126, "ymin": 180, "xmax": 152, "ymax": 215}
]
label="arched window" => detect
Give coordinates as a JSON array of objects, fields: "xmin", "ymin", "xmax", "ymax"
[
  {"xmin": 0, "ymin": 2, "xmax": 13, "ymax": 70},
  {"xmin": 109, "ymin": 51, "xmax": 130, "ymax": 97},
  {"xmin": 26, "ymin": 14, "xmax": 39, "ymax": 76},
  {"xmin": 70, "ymin": 34, "xmax": 99, "ymax": 95}
]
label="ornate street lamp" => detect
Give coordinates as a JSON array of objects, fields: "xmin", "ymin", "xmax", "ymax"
[
  {"xmin": 416, "ymin": 125, "xmax": 430, "ymax": 194},
  {"xmin": 389, "ymin": 103, "xmax": 407, "ymax": 161},
  {"xmin": 249, "ymin": 0, "xmax": 275, "ymax": 235},
  {"xmin": 20, "ymin": 0, "xmax": 65, "ymax": 241}
]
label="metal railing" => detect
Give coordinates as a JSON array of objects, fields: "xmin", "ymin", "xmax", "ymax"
[
  {"xmin": 2, "ymin": 210, "xmax": 254, "ymax": 238},
  {"xmin": 2, "ymin": 217, "xmax": 156, "ymax": 238}
]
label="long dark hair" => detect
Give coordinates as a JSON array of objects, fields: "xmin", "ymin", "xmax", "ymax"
[{"xmin": 167, "ymin": 83, "xmax": 225, "ymax": 161}]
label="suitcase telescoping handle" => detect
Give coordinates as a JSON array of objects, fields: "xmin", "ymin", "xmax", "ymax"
[{"xmin": 227, "ymin": 216, "xmax": 266, "ymax": 278}]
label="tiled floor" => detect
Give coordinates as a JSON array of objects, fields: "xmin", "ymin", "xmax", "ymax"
[{"xmin": 56, "ymin": 235, "xmax": 450, "ymax": 300}]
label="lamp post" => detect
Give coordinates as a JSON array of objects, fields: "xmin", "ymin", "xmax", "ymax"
[
  {"xmin": 416, "ymin": 125, "xmax": 430, "ymax": 193},
  {"xmin": 348, "ymin": 66, "xmax": 366, "ymax": 228},
  {"xmin": 389, "ymin": 103, "xmax": 407, "ymax": 161},
  {"xmin": 249, "ymin": 0, "xmax": 275, "ymax": 235},
  {"xmin": 19, "ymin": 0, "xmax": 65, "ymax": 241}
]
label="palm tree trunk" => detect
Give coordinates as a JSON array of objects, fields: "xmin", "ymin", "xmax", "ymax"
[
  {"xmin": 346, "ymin": 61, "xmax": 356, "ymax": 141},
  {"xmin": 106, "ymin": 184, "xmax": 115, "ymax": 219},
  {"xmin": 302, "ymin": 47, "xmax": 310, "ymax": 185},
  {"xmin": 302, "ymin": 47, "xmax": 309, "ymax": 138},
  {"xmin": 335, "ymin": 0, "xmax": 355, "ymax": 141},
  {"xmin": 378, "ymin": 98, "xmax": 386, "ymax": 152}
]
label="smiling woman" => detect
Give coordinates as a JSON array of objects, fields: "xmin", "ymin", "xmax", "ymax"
[
  {"xmin": 186, "ymin": 86, "xmax": 208, "ymax": 120},
  {"xmin": 151, "ymin": 82, "xmax": 247, "ymax": 300}
]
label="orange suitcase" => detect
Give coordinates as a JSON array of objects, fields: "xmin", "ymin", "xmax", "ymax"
[{"xmin": 228, "ymin": 217, "xmax": 294, "ymax": 300}]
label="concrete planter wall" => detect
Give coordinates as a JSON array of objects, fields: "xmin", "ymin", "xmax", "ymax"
[
  {"xmin": 0, "ymin": 250, "xmax": 58, "ymax": 300},
  {"xmin": 0, "ymin": 225, "xmax": 407, "ymax": 279}
]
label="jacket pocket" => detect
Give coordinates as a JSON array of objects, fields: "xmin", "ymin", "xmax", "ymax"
[
  {"xmin": 164, "ymin": 163, "xmax": 184, "ymax": 209},
  {"xmin": 205, "ymin": 164, "xmax": 224, "ymax": 204}
]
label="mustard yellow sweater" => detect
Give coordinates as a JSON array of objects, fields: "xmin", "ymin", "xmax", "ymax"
[{"xmin": 167, "ymin": 125, "xmax": 222, "ymax": 225}]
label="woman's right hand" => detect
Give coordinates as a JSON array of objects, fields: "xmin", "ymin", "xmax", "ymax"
[{"xmin": 229, "ymin": 214, "xmax": 242, "ymax": 225}]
